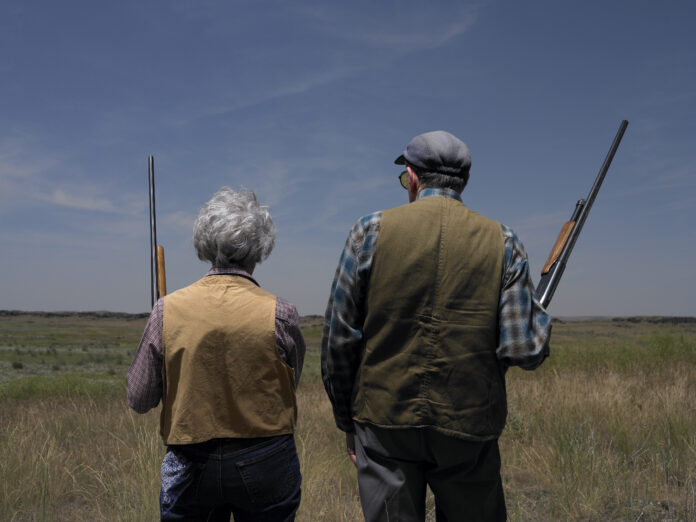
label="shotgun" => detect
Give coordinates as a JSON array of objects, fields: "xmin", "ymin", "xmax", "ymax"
[
  {"xmin": 148, "ymin": 155, "xmax": 166, "ymax": 308},
  {"xmin": 535, "ymin": 120, "xmax": 628, "ymax": 308}
]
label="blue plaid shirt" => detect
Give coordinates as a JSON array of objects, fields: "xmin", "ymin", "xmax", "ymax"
[{"xmin": 321, "ymin": 188, "xmax": 551, "ymax": 432}]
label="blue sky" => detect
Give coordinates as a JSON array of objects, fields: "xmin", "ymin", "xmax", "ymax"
[{"xmin": 1, "ymin": 0, "xmax": 694, "ymax": 316}]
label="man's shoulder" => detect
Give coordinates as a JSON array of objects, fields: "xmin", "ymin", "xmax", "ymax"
[
  {"xmin": 499, "ymin": 223, "xmax": 525, "ymax": 249},
  {"xmin": 275, "ymin": 297, "xmax": 300, "ymax": 324},
  {"xmin": 346, "ymin": 210, "xmax": 383, "ymax": 242},
  {"xmin": 497, "ymin": 223, "xmax": 529, "ymax": 266},
  {"xmin": 500, "ymin": 223, "xmax": 515, "ymax": 239},
  {"xmin": 353, "ymin": 210, "xmax": 383, "ymax": 231}
]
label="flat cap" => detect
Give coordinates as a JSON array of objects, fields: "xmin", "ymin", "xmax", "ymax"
[{"xmin": 394, "ymin": 130, "xmax": 471, "ymax": 177}]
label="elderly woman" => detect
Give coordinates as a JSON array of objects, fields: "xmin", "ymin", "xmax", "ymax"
[{"xmin": 127, "ymin": 187, "xmax": 305, "ymax": 521}]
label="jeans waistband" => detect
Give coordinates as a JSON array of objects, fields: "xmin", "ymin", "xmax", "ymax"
[{"xmin": 168, "ymin": 434, "xmax": 291, "ymax": 459}]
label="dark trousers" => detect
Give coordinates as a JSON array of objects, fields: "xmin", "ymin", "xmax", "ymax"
[
  {"xmin": 354, "ymin": 423, "xmax": 506, "ymax": 522},
  {"xmin": 160, "ymin": 435, "xmax": 301, "ymax": 521}
]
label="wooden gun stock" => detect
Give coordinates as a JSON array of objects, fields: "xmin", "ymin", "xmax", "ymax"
[
  {"xmin": 541, "ymin": 220, "xmax": 576, "ymax": 275},
  {"xmin": 156, "ymin": 245, "xmax": 167, "ymax": 298}
]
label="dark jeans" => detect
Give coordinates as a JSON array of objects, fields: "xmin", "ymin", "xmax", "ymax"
[{"xmin": 160, "ymin": 434, "xmax": 301, "ymax": 521}]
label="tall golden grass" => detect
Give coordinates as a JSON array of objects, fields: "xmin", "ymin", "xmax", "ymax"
[
  {"xmin": 0, "ymin": 382, "xmax": 362, "ymax": 521},
  {"xmin": 502, "ymin": 365, "xmax": 695, "ymax": 520},
  {"xmin": 0, "ymin": 318, "xmax": 694, "ymax": 520}
]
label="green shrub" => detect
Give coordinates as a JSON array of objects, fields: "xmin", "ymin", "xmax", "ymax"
[{"xmin": 0, "ymin": 373, "xmax": 124, "ymax": 400}]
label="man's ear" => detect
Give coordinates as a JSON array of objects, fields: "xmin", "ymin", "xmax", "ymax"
[
  {"xmin": 407, "ymin": 166, "xmax": 420, "ymax": 202},
  {"xmin": 407, "ymin": 166, "xmax": 419, "ymax": 188}
]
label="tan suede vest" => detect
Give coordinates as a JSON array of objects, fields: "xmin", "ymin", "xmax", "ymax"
[
  {"xmin": 160, "ymin": 275, "xmax": 296, "ymax": 444},
  {"xmin": 354, "ymin": 195, "xmax": 506, "ymax": 440}
]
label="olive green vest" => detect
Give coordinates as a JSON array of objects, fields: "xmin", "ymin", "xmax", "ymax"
[
  {"xmin": 160, "ymin": 275, "xmax": 297, "ymax": 444},
  {"xmin": 353, "ymin": 195, "xmax": 507, "ymax": 440}
]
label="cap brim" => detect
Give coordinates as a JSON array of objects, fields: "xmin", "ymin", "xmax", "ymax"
[{"xmin": 394, "ymin": 154, "xmax": 406, "ymax": 165}]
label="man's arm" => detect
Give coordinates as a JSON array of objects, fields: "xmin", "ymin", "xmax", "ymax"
[
  {"xmin": 321, "ymin": 212, "xmax": 381, "ymax": 433},
  {"xmin": 497, "ymin": 225, "xmax": 552, "ymax": 370},
  {"xmin": 126, "ymin": 299, "xmax": 164, "ymax": 413},
  {"xmin": 276, "ymin": 298, "xmax": 306, "ymax": 385}
]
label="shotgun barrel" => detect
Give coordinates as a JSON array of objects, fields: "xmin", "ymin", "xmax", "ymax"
[
  {"xmin": 148, "ymin": 156, "xmax": 158, "ymax": 308},
  {"xmin": 535, "ymin": 120, "xmax": 629, "ymax": 308},
  {"xmin": 148, "ymin": 156, "xmax": 167, "ymax": 307}
]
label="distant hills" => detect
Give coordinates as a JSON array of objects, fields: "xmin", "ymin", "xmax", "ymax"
[
  {"xmin": 0, "ymin": 310, "xmax": 150, "ymax": 320},
  {"xmin": 1, "ymin": 310, "xmax": 693, "ymax": 325}
]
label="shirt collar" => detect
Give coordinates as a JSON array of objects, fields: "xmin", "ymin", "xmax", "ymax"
[
  {"xmin": 416, "ymin": 187, "xmax": 462, "ymax": 202},
  {"xmin": 205, "ymin": 267, "xmax": 260, "ymax": 287}
]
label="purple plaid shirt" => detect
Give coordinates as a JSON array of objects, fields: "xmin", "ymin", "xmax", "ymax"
[{"xmin": 126, "ymin": 267, "xmax": 306, "ymax": 414}]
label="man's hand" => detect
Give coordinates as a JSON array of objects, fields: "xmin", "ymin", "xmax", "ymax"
[{"xmin": 346, "ymin": 432, "xmax": 357, "ymax": 466}]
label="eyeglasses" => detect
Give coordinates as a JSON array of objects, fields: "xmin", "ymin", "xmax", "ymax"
[{"xmin": 398, "ymin": 170, "xmax": 408, "ymax": 189}]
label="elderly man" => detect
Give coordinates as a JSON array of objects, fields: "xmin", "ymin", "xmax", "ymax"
[
  {"xmin": 127, "ymin": 187, "xmax": 305, "ymax": 521},
  {"xmin": 321, "ymin": 131, "xmax": 551, "ymax": 521}
]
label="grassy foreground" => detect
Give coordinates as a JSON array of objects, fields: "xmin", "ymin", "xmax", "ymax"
[{"xmin": 0, "ymin": 313, "xmax": 694, "ymax": 521}]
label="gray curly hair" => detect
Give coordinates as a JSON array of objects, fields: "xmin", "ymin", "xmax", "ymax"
[{"xmin": 193, "ymin": 187, "xmax": 275, "ymax": 270}]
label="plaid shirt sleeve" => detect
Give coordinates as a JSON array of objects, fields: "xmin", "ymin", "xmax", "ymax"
[
  {"xmin": 275, "ymin": 297, "xmax": 306, "ymax": 385},
  {"xmin": 321, "ymin": 211, "xmax": 382, "ymax": 432},
  {"xmin": 497, "ymin": 224, "xmax": 552, "ymax": 370},
  {"xmin": 126, "ymin": 298, "xmax": 164, "ymax": 413}
]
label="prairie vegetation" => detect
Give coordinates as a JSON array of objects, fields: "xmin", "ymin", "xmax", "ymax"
[{"xmin": 0, "ymin": 312, "xmax": 694, "ymax": 521}]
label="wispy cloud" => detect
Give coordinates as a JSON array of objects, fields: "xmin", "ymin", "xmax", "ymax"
[
  {"xmin": 512, "ymin": 211, "xmax": 571, "ymax": 231},
  {"xmin": 0, "ymin": 135, "xmax": 65, "ymax": 215},
  {"xmin": 620, "ymin": 164, "xmax": 696, "ymax": 195},
  {"xmin": 38, "ymin": 186, "xmax": 148, "ymax": 218},
  {"xmin": 166, "ymin": 2, "xmax": 481, "ymax": 126},
  {"xmin": 299, "ymin": 3, "xmax": 480, "ymax": 51},
  {"xmin": 296, "ymin": 173, "xmax": 394, "ymax": 236},
  {"xmin": 644, "ymin": 196, "xmax": 696, "ymax": 216},
  {"xmin": 251, "ymin": 160, "xmax": 313, "ymax": 209},
  {"xmin": 0, "ymin": 135, "xmax": 61, "ymax": 181},
  {"xmin": 44, "ymin": 188, "xmax": 118, "ymax": 212},
  {"xmin": 161, "ymin": 211, "xmax": 196, "ymax": 232},
  {"xmin": 171, "ymin": 66, "xmax": 360, "ymax": 126},
  {"xmin": 0, "ymin": 136, "xmax": 146, "ymax": 216},
  {"xmin": 170, "ymin": 1, "xmax": 480, "ymax": 53}
]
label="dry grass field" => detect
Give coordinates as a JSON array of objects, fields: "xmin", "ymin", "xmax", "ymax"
[{"xmin": 0, "ymin": 311, "xmax": 694, "ymax": 521}]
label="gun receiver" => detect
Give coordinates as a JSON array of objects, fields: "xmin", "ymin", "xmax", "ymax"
[
  {"xmin": 535, "ymin": 120, "xmax": 629, "ymax": 308},
  {"xmin": 148, "ymin": 156, "xmax": 166, "ymax": 308}
]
